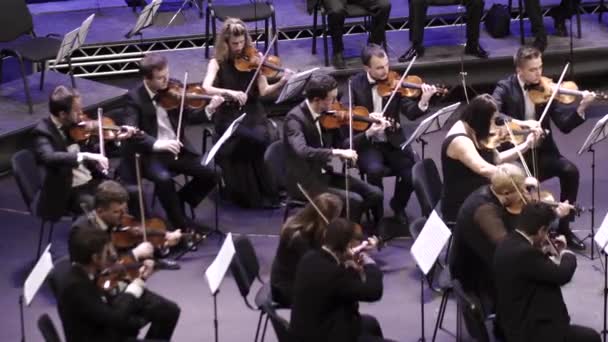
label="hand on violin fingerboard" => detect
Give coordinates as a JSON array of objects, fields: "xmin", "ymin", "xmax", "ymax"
[
  {"xmin": 419, "ymin": 83, "xmax": 438, "ymax": 104},
  {"xmin": 332, "ymin": 149, "xmax": 358, "ymax": 162}
]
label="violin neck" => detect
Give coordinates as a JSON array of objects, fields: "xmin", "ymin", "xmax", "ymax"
[
  {"xmin": 262, "ymin": 61, "xmax": 284, "ymax": 72},
  {"xmin": 557, "ymin": 87, "xmax": 584, "ymax": 97},
  {"xmin": 401, "ymin": 82, "xmax": 422, "ymax": 90}
]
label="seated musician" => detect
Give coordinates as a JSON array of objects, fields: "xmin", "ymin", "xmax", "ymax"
[
  {"xmin": 305, "ymin": 0, "xmax": 391, "ymax": 69},
  {"xmin": 399, "ymin": 0, "xmax": 487, "ymax": 61},
  {"xmin": 449, "ymin": 163, "xmax": 572, "ymax": 325},
  {"xmin": 120, "ymin": 53, "xmax": 221, "ymax": 234},
  {"xmin": 519, "ymin": 0, "xmax": 582, "ymax": 51},
  {"xmin": 72, "ymin": 180, "xmax": 182, "ymax": 269},
  {"xmin": 290, "ymin": 218, "xmax": 394, "ymax": 342},
  {"xmin": 441, "ymin": 94, "xmax": 540, "ymax": 222},
  {"xmin": 350, "ymin": 44, "xmax": 437, "ymax": 223},
  {"xmin": 494, "ymin": 202, "xmax": 600, "ymax": 342},
  {"xmin": 58, "ymin": 226, "xmax": 180, "ymax": 342},
  {"xmin": 31, "ymin": 85, "xmax": 138, "ymax": 221},
  {"xmin": 492, "ymin": 46, "xmax": 596, "ymax": 250},
  {"xmin": 203, "ymin": 18, "xmax": 291, "ymax": 209},
  {"xmin": 270, "ymin": 193, "xmax": 343, "ymax": 306},
  {"xmin": 283, "ymin": 73, "xmax": 383, "ymax": 224}
]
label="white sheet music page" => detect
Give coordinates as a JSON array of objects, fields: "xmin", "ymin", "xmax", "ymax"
[
  {"xmin": 593, "ymin": 211, "xmax": 608, "ymax": 253},
  {"xmin": 204, "ymin": 113, "xmax": 247, "ymax": 165},
  {"xmin": 205, "ymin": 233, "xmax": 236, "ymax": 295},
  {"xmin": 24, "ymin": 244, "xmax": 54, "ymax": 305},
  {"xmin": 410, "ymin": 211, "xmax": 452, "ymax": 275}
]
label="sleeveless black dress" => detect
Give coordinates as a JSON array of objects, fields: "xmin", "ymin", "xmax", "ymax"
[
  {"xmin": 440, "ymin": 133, "xmax": 495, "ymax": 222},
  {"xmin": 212, "ymin": 60, "xmax": 279, "ymax": 208}
]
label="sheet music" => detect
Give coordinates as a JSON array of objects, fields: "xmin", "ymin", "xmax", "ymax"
[
  {"xmin": 410, "ymin": 211, "xmax": 452, "ymax": 275},
  {"xmin": 24, "ymin": 244, "xmax": 54, "ymax": 306},
  {"xmin": 594, "ymin": 211, "xmax": 608, "ymax": 253},
  {"xmin": 55, "ymin": 27, "xmax": 80, "ymax": 65},
  {"xmin": 205, "ymin": 233, "xmax": 235, "ymax": 295},
  {"xmin": 401, "ymin": 102, "xmax": 460, "ymax": 150},
  {"xmin": 204, "ymin": 113, "xmax": 247, "ymax": 166},
  {"xmin": 129, "ymin": 0, "xmax": 163, "ymax": 37},
  {"xmin": 578, "ymin": 114, "xmax": 608, "ymax": 155},
  {"xmin": 77, "ymin": 14, "xmax": 95, "ymax": 46},
  {"xmin": 276, "ymin": 67, "xmax": 320, "ymax": 103}
]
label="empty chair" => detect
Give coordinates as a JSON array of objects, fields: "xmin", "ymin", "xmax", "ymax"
[
  {"xmin": 38, "ymin": 313, "xmax": 62, "ymax": 342},
  {"xmin": 264, "ymin": 141, "xmax": 306, "ymax": 222}
]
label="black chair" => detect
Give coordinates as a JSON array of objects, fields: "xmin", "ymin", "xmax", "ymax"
[
  {"xmin": 205, "ymin": 0, "xmax": 278, "ymax": 59},
  {"xmin": 451, "ymin": 279, "xmax": 492, "ymax": 342},
  {"xmin": 230, "ymin": 236, "xmax": 286, "ymax": 342},
  {"xmin": 507, "ymin": 0, "xmax": 581, "ymax": 44},
  {"xmin": 263, "ymin": 302, "xmax": 291, "ymax": 342},
  {"xmin": 0, "ymin": 0, "xmax": 62, "ymax": 114},
  {"xmin": 48, "ymin": 256, "xmax": 71, "ymax": 299},
  {"xmin": 412, "ymin": 159, "xmax": 443, "ymax": 218},
  {"xmin": 311, "ymin": 0, "xmax": 385, "ymax": 66},
  {"xmin": 38, "ymin": 313, "xmax": 62, "ymax": 342},
  {"xmin": 263, "ymin": 140, "xmax": 306, "ymax": 222}
]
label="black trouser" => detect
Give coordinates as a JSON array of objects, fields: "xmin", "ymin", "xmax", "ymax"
[
  {"xmin": 564, "ymin": 324, "xmax": 601, "ymax": 342},
  {"xmin": 409, "ymin": 0, "xmax": 484, "ymax": 48},
  {"xmin": 143, "ymin": 151, "xmax": 217, "ymax": 229},
  {"xmin": 358, "ymin": 314, "xmax": 398, "ymax": 342},
  {"xmin": 322, "ymin": 0, "xmax": 391, "ymax": 54},
  {"xmin": 357, "ymin": 142, "xmax": 417, "ymax": 216},
  {"xmin": 326, "ymin": 172, "xmax": 384, "ymax": 223},
  {"xmin": 524, "ymin": 0, "xmax": 579, "ymax": 42},
  {"xmin": 116, "ymin": 289, "xmax": 180, "ymax": 341}
]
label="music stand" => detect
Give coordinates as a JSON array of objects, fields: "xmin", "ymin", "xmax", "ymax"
[
  {"xmin": 164, "ymin": 0, "xmax": 201, "ymax": 29},
  {"xmin": 593, "ymin": 211, "xmax": 608, "ymax": 342},
  {"xmin": 21, "ymin": 244, "xmax": 54, "ymax": 342},
  {"xmin": 126, "ymin": 0, "xmax": 163, "ymax": 39},
  {"xmin": 54, "ymin": 14, "xmax": 95, "ymax": 88},
  {"xmin": 578, "ymin": 114, "xmax": 608, "ymax": 260},
  {"xmin": 275, "ymin": 67, "xmax": 320, "ymax": 104},
  {"xmin": 401, "ymin": 102, "xmax": 460, "ymax": 159},
  {"xmin": 411, "ymin": 211, "xmax": 452, "ymax": 342}
]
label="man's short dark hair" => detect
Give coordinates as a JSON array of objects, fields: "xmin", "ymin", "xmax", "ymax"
[
  {"xmin": 304, "ymin": 74, "xmax": 338, "ymax": 101},
  {"xmin": 460, "ymin": 94, "xmax": 497, "ymax": 141},
  {"xmin": 95, "ymin": 180, "xmax": 129, "ymax": 210},
  {"xmin": 139, "ymin": 53, "xmax": 168, "ymax": 79},
  {"xmin": 361, "ymin": 44, "xmax": 386, "ymax": 66},
  {"xmin": 514, "ymin": 45, "xmax": 542, "ymax": 68},
  {"xmin": 49, "ymin": 85, "xmax": 80, "ymax": 117},
  {"xmin": 324, "ymin": 218, "xmax": 355, "ymax": 253},
  {"xmin": 519, "ymin": 202, "xmax": 556, "ymax": 236},
  {"xmin": 68, "ymin": 226, "xmax": 110, "ymax": 265}
]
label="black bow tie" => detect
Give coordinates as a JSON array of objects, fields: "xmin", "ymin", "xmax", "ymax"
[
  {"xmin": 523, "ymin": 83, "xmax": 540, "ymax": 91},
  {"xmin": 368, "ymin": 79, "xmax": 377, "ymax": 86}
]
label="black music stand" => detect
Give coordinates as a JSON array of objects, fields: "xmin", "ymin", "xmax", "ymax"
[
  {"xmin": 54, "ymin": 14, "xmax": 96, "ymax": 88},
  {"xmin": 593, "ymin": 212, "xmax": 608, "ymax": 342},
  {"xmin": 21, "ymin": 244, "xmax": 54, "ymax": 342},
  {"xmin": 401, "ymin": 102, "xmax": 460, "ymax": 159},
  {"xmin": 164, "ymin": 0, "xmax": 201, "ymax": 28},
  {"xmin": 126, "ymin": 0, "xmax": 163, "ymax": 39},
  {"xmin": 275, "ymin": 67, "xmax": 320, "ymax": 104},
  {"xmin": 578, "ymin": 114, "xmax": 608, "ymax": 260}
]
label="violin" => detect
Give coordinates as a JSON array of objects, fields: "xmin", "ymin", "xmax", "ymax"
[
  {"xmin": 480, "ymin": 121, "xmax": 540, "ymax": 149},
  {"xmin": 376, "ymin": 71, "xmax": 449, "ymax": 98},
  {"xmin": 68, "ymin": 112, "xmax": 126, "ymax": 142},
  {"xmin": 156, "ymin": 79, "xmax": 218, "ymax": 111},
  {"xmin": 527, "ymin": 76, "xmax": 607, "ymax": 105},
  {"xmin": 234, "ymin": 46, "xmax": 287, "ymax": 78},
  {"xmin": 96, "ymin": 254, "xmax": 142, "ymax": 293},
  {"xmin": 504, "ymin": 187, "xmax": 583, "ymax": 216},
  {"xmin": 319, "ymin": 102, "xmax": 389, "ymax": 132}
]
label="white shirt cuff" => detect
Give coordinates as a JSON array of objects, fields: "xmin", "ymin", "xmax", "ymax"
[
  {"xmin": 418, "ymin": 102, "xmax": 429, "ymax": 112},
  {"xmin": 125, "ymin": 278, "xmax": 145, "ymax": 298},
  {"xmin": 76, "ymin": 153, "xmax": 84, "ymax": 163},
  {"xmin": 205, "ymin": 106, "xmax": 215, "ymax": 120}
]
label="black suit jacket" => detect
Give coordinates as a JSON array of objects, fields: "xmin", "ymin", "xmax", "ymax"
[
  {"xmin": 31, "ymin": 117, "xmax": 98, "ymax": 220},
  {"xmin": 56, "ymin": 264, "xmax": 146, "ymax": 342},
  {"xmin": 349, "ymin": 72, "xmax": 426, "ymax": 148},
  {"xmin": 290, "ymin": 249, "xmax": 384, "ymax": 342},
  {"xmin": 283, "ymin": 101, "xmax": 367, "ymax": 197},
  {"xmin": 492, "ymin": 74, "xmax": 585, "ymax": 155},
  {"xmin": 494, "ymin": 231, "xmax": 576, "ymax": 342}
]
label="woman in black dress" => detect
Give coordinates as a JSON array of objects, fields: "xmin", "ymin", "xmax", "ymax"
[
  {"xmin": 440, "ymin": 94, "xmax": 540, "ymax": 222},
  {"xmin": 270, "ymin": 193, "xmax": 343, "ymax": 306},
  {"xmin": 203, "ymin": 18, "xmax": 291, "ymax": 208}
]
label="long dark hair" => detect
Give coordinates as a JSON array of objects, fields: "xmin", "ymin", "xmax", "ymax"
[
  {"xmin": 280, "ymin": 193, "xmax": 343, "ymax": 247},
  {"xmin": 460, "ymin": 94, "xmax": 498, "ymax": 140}
]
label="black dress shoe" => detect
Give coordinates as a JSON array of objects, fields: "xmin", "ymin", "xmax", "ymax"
[
  {"xmin": 554, "ymin": 19, "xmax": 568, "ymax": 37},
  {"xmin": 332, "ymin": 52, "xmax": 346, "ymax": 69},
  {"xmin": 389, "ymin": 197, "xmax": 408, "ymax": 225},
  {"xmin": 155, "ymin": 258, "xmax": 181, "ymax": 270},
  {"xmin": 533, "ymin": 38, "xmax": 547, "ymax": 52},
  {"xmin": 398, "ymin": 46, "xmax": 424, "ymax": 62},
  {"xmin": 566, "ymin": 233, "xmax": 586, "ymax": 251},
  {"xmin": 464, "ymin": 43, "xmax": 489, "ymax": 59}
]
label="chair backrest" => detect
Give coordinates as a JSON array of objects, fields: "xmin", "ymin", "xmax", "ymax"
[
  {"xmin": 412, "ymin": 159, "xmax": 443, "ymax": 218},
  {"xmin": 426, "ymin": 0, "xmax": 462, "ymax": 6},
  {"xmin": 12, "ymin": 149, "xmax": 42, "ymax": 212},
  {"xmin": 264, "ymin": 303, "xmax": 291, "ymax": 342},
  {"xmin": 0, "ymin": 0, "xmax": 34, "ymax": 42},
  {"xmin": 230, "ymin": 236, "xmax": 261, "ymax": 306},
  {"xmin": 38, "ymin": 313, "xmax": 62, "ymax": 342},
  {"xmin": 451, "ymin": 279, "xmax": 490, "ymax": 342},
  {"xmin": 408, "ymin": 216, "xmax": 427, "ymax": 240},
  {"xmin": 264, "ymin": 141, "xmax": 287, "ymax": 190},
  {"xmin": 48, "ymin": 256, "xmax": 71, "ymax": 300}
]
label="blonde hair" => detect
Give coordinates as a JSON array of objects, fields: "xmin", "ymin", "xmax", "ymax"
[
  {"xmin": 281, "ymin": 193, "xmax": 343, "ymax": 247},
  {"xmin": 213, "ymin": 18, "xmax": 252, "ymax": 63},
  {"xmin": 491, "ymin": 163, "xmax": 527, "ymax": 194}
]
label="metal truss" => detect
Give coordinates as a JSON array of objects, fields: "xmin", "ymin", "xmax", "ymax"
[{"xmin": 49, "ymin": 2, "xmax": 603, "ymax": 78}]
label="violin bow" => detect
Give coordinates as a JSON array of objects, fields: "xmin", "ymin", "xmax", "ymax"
[
  {"xmin": 381, "ymin": 55, "xmax": 417, "ymax": 117},
  {"xmin": 297, "ymin": 183, "xmax": 329, "ymax": 225},
  {"xmin": 134, "ymin": 153, "xmax": 148, "ymax": 242},
  {"xmin": 244, "ymin": 34, "xmax": 280, "ymax": 96},
  {"xmin": 503, "ymin": 122, "xmax": 533, "ymax": 178},
  {"xmin": 175, "ymin": 72, "xmax": 188, "ymax": 160},
  {"xmin": 97, "ymin": 107, "xmax": 108, "ymax": 175},
  {"xmin": 345, "ymin": 80, "xmax": 354, "ymax": 220}
]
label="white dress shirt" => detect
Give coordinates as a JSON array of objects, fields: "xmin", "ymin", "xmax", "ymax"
[{"xmin": 143, "ymin": 81, "xmax": 177, "ymax": 141}]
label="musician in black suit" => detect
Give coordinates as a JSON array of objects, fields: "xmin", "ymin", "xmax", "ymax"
[
  {"xmin": 520, "ymin": 0, "xmax": 580, "ymax": 51},
  {"xmin": 494, "ymin": 202, "xmax": 600, "ymax": 342},
  {"xmin": 31, "ymin": 85, "xmax": 136, "ymax": 221},
  {"xmin": 349, "ymin": 44, "xmax": 437, "ymax": 222},
  {"xmin": 121, "ymin": 53, "xmax": 220, "ymax": 232},
  {"xmin": 290, "ymin": 218, "xmax": 393, "ymax": 342},
  {"xmin": 305, "ymin": 0, "xmax": 391, "ymax": 69},
  {"xmin": 57, "ymin": 226, "xmax": 180, "ymax": 342},
  {"xmin": 492, "ymin": 46, "xmax": 595, "ymax": 250},
  {"xmin": 399, "ymin": 0, "xmax": 487, "ymax": 61},
  {"xmin": 283, "ymin": 73, "xmax": 383, "ymax": 223}
]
